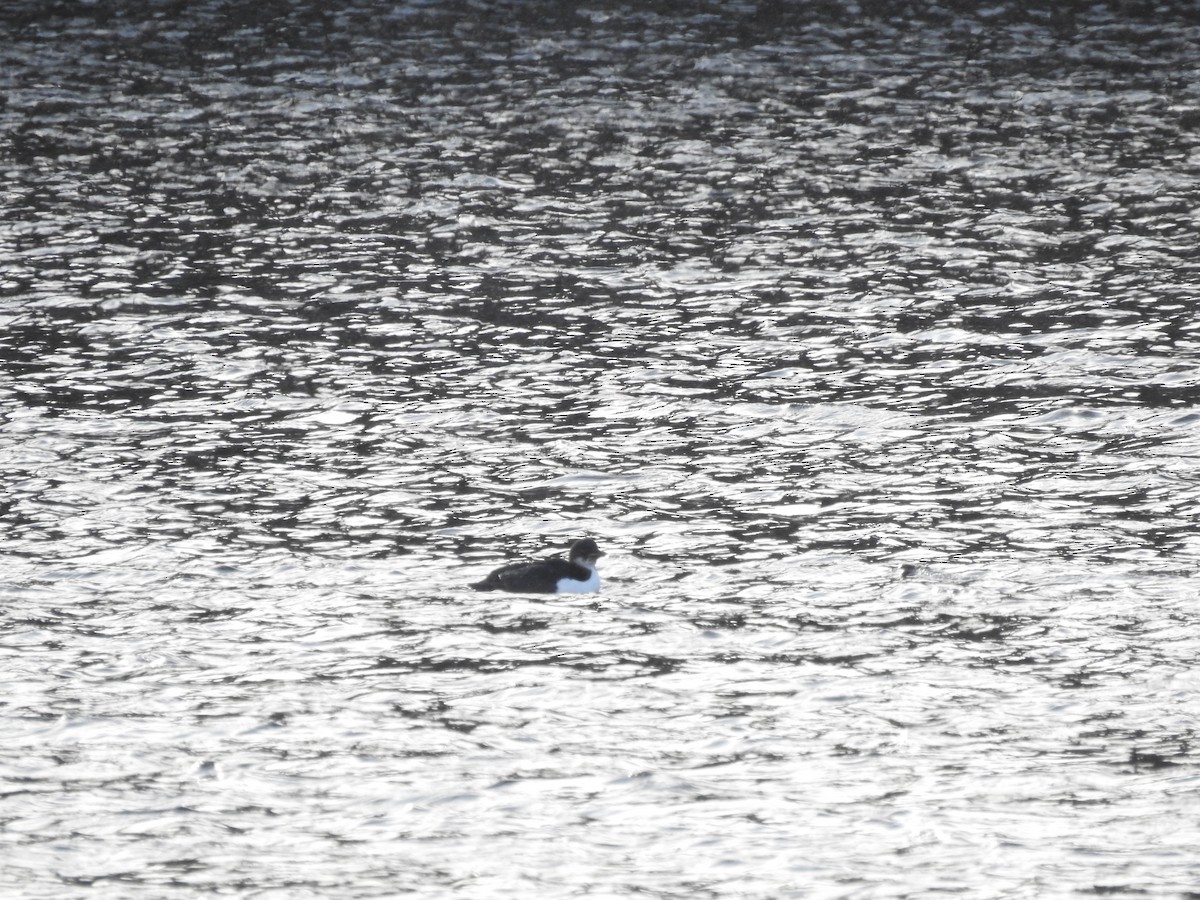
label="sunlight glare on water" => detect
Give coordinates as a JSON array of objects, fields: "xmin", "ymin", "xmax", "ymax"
[{"xmin": 3, "ymin": 1, "xmax": 1200, "ymax": 898}]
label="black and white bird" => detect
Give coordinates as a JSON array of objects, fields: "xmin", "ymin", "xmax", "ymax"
[{"xmin": 470, "ymin": 538, "xmax": 604, "ymax": 594}]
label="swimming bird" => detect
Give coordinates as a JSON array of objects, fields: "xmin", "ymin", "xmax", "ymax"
[{"xmin": 470, "ymin": 538, "xmax": 604, "ymax": 594}]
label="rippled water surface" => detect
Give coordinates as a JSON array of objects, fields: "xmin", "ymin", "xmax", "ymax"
[{"xmin": 4, "ymin": 1, "xmax": 1200, "ymax": 897}]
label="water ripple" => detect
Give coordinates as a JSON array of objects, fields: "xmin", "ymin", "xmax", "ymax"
[{"xmin": 4, "ymin": 2, "xmax": 1200, "ymax": 897}]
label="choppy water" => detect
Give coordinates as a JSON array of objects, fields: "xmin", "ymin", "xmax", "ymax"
[{"xmin": 4, "ymin": 2, "xmax": 1200, "ymax": 897}]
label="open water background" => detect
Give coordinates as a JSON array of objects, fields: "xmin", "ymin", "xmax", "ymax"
[{"xmin": 4, "ymin": 1, "xmax": 1200, "ymax": 897}]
